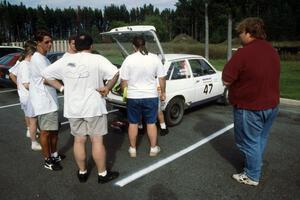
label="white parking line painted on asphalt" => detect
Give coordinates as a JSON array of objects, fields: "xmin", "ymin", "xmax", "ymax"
[
  {"xmin": 0, "ymin": 89, "xmax": 17, "ymax": 94},
  {"xmin": 0, "ymin": 103, "xmax": 21, "ymax": 109},
  {"xmin": 115, "ymin": 123, "xmax": 234, "ymax": 187},
  {"xmin": 0, "ymin": 95, "xmax": 64, "ymax": 109}
]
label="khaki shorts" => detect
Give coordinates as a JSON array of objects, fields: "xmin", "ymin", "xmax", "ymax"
[
  {"xmin": 69, "ymin": 115, "xmax": 108, "ymax": 136},
  {"xmin": 38, "ymin": 111, "xmax": 59, "ymax": 131}
]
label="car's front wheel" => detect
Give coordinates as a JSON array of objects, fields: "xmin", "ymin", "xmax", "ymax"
[{"xmin": 164, "ymin": 97, "xmax": 184, "ymax": 127}]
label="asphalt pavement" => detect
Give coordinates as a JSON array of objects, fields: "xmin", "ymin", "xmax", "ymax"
[{"xmin": 0, "ymin": 88, "xmax": 299, "ymax": 200}]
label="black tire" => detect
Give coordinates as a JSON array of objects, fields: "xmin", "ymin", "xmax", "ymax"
[{"xmin": 165, "ymin": 97, "xmax": 184, "ymax": 127}]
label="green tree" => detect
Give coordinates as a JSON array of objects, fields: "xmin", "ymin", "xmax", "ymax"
[{"xmin": 144, "ymin": 15, "xmax": 168, "ymax": 41}]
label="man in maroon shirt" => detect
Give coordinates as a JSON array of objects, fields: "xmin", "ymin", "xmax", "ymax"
[{"xmin": 222, "ymin": 17, "xmax": 280, "ymax": 186}]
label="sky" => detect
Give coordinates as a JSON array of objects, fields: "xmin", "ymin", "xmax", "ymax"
[{"xmin": 7, "ymin": 0, "xmax": 177, "ymax": 10}]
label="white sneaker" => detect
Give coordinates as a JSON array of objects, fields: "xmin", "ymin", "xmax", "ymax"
[
  {"xmin": 26, "ymin": 129, "xmax": 30, "ymax": 138},
  {"xmin": 149, "ymin": 146, "xmax": 161, "ymax": 157},
  {"xmin": 31, "ymin": 141, "xmax": 42, "ymax": 151},
  {"xmin": 128, "ymin": 147, "xmax": 137, "ymax": 157},
  {"xmin": 232, "ymin": 172, "xmax": 259, "ymax": 186}
]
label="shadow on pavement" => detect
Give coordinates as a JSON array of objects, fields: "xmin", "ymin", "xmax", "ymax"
[{"xmin": 190, "ymin": 106, "xmax": 244, "ymax": 172}]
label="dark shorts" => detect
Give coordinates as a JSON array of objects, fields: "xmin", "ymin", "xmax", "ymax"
[{"xmin": 127, "ymin": 98, "xmax": 158, "ymax": 124}]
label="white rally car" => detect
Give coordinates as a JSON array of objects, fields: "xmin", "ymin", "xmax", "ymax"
[{"xmin": 101, "ymin": 25, "xmax": 228, "ymax": 126}]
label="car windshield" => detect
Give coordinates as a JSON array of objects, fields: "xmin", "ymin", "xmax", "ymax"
[{"xmin": 100, "ymin": 31, "xmax": 163, "ymax": 66}]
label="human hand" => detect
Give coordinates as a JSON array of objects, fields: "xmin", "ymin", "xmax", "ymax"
[
  {"xmin": 160, "ymin": 92, "xmax": 166, "ymax": 101},
  {"xmin": 97, "ymin": 87, "xmax": 109, "ymax": 97}
]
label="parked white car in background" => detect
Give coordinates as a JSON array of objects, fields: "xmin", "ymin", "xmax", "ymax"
[{"xmin": 101, "ymin": 25, "xmax": 228, "ymax": 126}]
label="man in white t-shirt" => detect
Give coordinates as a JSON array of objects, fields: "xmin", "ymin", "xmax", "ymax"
[
  {"xmin": 43, "ymin": 34, "xmax": 119, "ymax": 183},
  {"xmin": 62, "ymin": 35, "xmax": 77, "ymax": 58},
  {"xmin": 30, "ymin": 30, "xmax": 62, "ymax": 171},
  {"xmin": 120, "ymin": 36, "xmax": 166, "ymax": 158}
]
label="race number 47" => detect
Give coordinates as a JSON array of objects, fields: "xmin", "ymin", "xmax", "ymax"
[{"xmin": 204, "ymin": 83, "xmax": 213, "ymax": 94}]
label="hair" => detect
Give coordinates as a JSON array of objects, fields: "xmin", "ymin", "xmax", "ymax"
[
  {"xmin": 235, "ymin": 17, "xmax": 266, "ymax": 40},
  {"xmin": 75, "ymin": 33, "xmax": 93, "ymax": 51},
  {"xmin": 132, "ymin": 36, "xmax": 148, "ymax": 55},
  {"xmin": 68, "ymin": 35, "xmax": 77, "ymax": 44},
  {"xmin": 19, "ymin": 46, "xmax": 36, "ymax": 61},
  {"xmin": 23, "ymin": 40, "xmax": 37, "ymax": 49},
  {"xmin": 35, "ymin": 30, "xmax": 52, "ymax": 42}
]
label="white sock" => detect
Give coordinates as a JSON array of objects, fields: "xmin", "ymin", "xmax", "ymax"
[
  {"xmin": 51, "ymin": 152, "xmax": 58, "ymax": 157},
  {"xmin": 160, "ymin": 123, "xmax": 166, "ymax": 129},
  {"xmin": 151, "ymin": 146, "xmax": 158, "ymax": 151},
  {"xmin": 129, "ymin": 146, "xmax": 136, "ymax": 151},
  {"xmin": 31, "ymin": 141, "xmax": 38, "ymax": 145},
  {"xmin": 79, "ymin": 170, "xmax": 87, "ymax": 174},
  {"xmin": 138, "ymin": 124, "xmax": 143, "ymax": 129},
  {"xmin": 98, "ymin": 170, "xmax": 107, "ymax": 177}
]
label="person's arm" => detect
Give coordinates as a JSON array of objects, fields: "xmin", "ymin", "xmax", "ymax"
[
  {"xmin": 96, "ymin": 72, "xmax": 119, "ymax": 97},
  {"xmin": 42, "ymin": 58, "xmax": 64, "ymax": 91},
  {"xmin": 158, "ymin": 76, "xmax": 166, "ymax": 101},
  {"xmin": 9, "ymin": 73, "xmax": 17, "ymax": 85},
  {"xmin": 222, "ymin": 49, "xmax": 243, "ymax": 87},
  {"xmin": 223, "ymin": 81, "xmax": 231, "ymax": 86},
  {"xmin": 23, "ymin": 83, "xmax": 29, "ymax": 90},
  {"xmin": 120, "ymin": 79, "xmax": 128, "ymax": 91},
  {"xmin": 44, "ymin": 79, "xmax": 64, "ymax": 92}
]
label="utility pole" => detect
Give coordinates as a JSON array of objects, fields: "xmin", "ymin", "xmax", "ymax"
[
  {"xmin": 227, "ymin": 13, "xmax": 232, "ymax": 61},
  {"xmin": 205, "ymin": 2, "xmax": 209, "ymax": 60}
]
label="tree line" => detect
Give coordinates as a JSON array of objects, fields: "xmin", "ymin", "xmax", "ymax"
[{"xmin": 0, "ymin": 0, "xmax": 299, "ymax": 44}]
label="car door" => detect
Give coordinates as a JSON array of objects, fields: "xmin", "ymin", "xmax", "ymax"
[
  {"xmin": 188, "ymin": 58, "xmax": 220, "ymax": 102},
  {"xmin": 165, "ymin": 59, "xmax": 194, "ymax": 105}
]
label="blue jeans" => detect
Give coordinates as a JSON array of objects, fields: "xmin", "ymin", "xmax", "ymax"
[{"xmin": 233, "ymin": 106, "xmax": 278, "ymax": 181}]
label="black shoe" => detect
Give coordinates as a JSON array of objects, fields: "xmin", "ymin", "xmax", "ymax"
[
  {"xmin": 160, "ymin": 127, "xmax": 169, "ymax": 136},
  {"xmin": 98, "ymin": 171, "xmax": 119, "ymax": 184},
  {"xmin": 52, "ymin": 154, "xmax": 66, "ymax": 163},
  {"xmin": 77, "ymin": 171, "xmax": 88, "ymax": 183},
  {"xmin": 44, "ymin": 158, "xmax": 63, "ymax": 171}
]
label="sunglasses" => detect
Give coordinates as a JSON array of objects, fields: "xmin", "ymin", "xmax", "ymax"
[{"xmin": 43, "ymin": 40, "xmax": 52, "ymax": 44}]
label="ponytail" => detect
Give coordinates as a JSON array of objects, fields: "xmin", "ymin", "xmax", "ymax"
[{"xmin": 132, "ymin": 36, "xmax": 148, "ymax": 55}]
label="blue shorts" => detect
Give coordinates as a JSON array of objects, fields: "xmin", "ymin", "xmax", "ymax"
[{"xmin": 127, "ymin": 98, "xmax": 158, "ymax": 124}]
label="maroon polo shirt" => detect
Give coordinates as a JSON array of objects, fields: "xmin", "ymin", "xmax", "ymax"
[{"xmin": 222, "ymin": 39, "xmax": 280, "ymax": 110}]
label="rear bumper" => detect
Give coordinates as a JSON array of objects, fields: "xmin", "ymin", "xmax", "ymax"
[{"xmin": 106, "ymin": 97, "xmax": 127, "ymax": 108}]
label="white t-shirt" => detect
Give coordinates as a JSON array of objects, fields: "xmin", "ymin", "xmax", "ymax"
[
  {"xmin": 8, "ymin": 60, "xmax": 20, "ymax": 75},
  {"xmin": 29, "ymin": 52, "xmax": 58, "ymax": 115},
  {"xmin": 42, "ymin": 52, "xmax": 118, "ymax": 118},
  {"xmin": 62, "ymin": 52, "xmax": 72, "ymax": 58},
  {"xmin": 16, "ymin": 60, "xmax": 31, "ymax": 105},
  {"xmin": 120, "ymin": 51, "xmax": 166, "ymax": 98}
]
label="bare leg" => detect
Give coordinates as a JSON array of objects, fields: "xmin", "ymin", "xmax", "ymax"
[
  {"xmin": 49, "ymin": 131, "xmax": 58, "ymax": 154},
  {"xmin": 147, "ymin": 124, "xmax": 157, "ymax": 147},
  {"xmin": 73, "ymin": 136, "xmax": 87, "ymax": 171},
  {"xmin": 25, "ymin": 116, "xmax": 30, "ymax": 128},
  {"xmin": 157, "ymin": 111, "xmax": 165, "ymax": 124},
  {"xmin": 90, "ymin": 135, "xmax": 106, "ymax": 173},
  {"xmin": 29, "ymin": 117, "xmax": 38, "ymax": 142},
  {"xmin": 40, "ymin": 131, "xmax": 51, "ymax": 158},
  {"xmin": 128, "ymin": 123, "xmax": 138, "ymax": 148}
]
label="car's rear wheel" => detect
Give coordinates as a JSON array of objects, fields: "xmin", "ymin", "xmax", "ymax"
[{"xmin": 165, "ymin": 97, "xmax": 184, "ymax": 127}]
